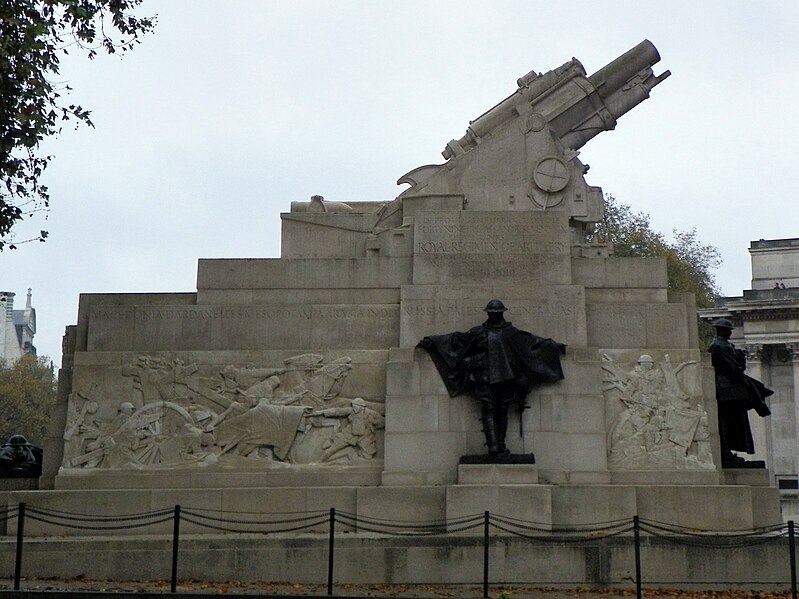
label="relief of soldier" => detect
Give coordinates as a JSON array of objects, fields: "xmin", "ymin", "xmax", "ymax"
[{"xmin": 62, "ymin": 354, "xmax": 384, "ymax": 470}]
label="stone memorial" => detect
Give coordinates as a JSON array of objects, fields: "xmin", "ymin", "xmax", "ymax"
[{"xmin": 6, "ymin": 41, "xmax": 780, "ymax": 567}]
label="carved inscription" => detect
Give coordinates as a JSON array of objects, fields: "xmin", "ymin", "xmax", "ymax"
[
  {"xmin": 93, "ymin": 306, "xmax": 395, "ymax": 321},
  {"xmin": 416, "ymin": 240, "xmax": 569, "ymax": 254},
  {"xmin": 415, "ymin": 211, "xmax": 569, "ymax": 236},
  {"xmin": 414, "ymin": 212, "xmax": 570, "ymax": 256},
  {"xmin": 403, "ymin": 302, "xmax": 580, "ymax": 319},
  {"xmin": 413, "ymin": 254, "xmax": 571, "ymax": 285},
  {"xmin": 401, "ymin": 296, "xmax": 585, "ymax": 346}
]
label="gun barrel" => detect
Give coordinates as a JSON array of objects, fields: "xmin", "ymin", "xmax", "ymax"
[
  {"xmin": 588, "ymin": 39, "xmax": 662, "ymax": 98},
  {"xmin": 440, "ymin": 40, "xmax": 670, "ymax": 159}
]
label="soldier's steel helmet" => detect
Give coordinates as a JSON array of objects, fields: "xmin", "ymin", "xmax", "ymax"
[
  {"xmin": 8, "ymin": 435, "xmax": 28, "ymax": 446},
  {"xmin": 712, "ymin": 318, "xmax": 735, "ymax": 329},
  {"xmin": 484, "ymin": 299, "xmax": 508, "ymax": 313}
]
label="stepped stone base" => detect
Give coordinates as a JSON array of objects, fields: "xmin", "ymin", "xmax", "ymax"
[
  {"xmin": 0, "ymin": 532, "xmax": 792, "ymax": 587},
  {"xmin": 2, "ymin": 469, "xmax": 780, "ymax": 538}
]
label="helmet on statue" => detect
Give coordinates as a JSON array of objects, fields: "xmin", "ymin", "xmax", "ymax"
[{"xmin": 483, "ymin": 299, "xmax": 508, "ymax": 313}]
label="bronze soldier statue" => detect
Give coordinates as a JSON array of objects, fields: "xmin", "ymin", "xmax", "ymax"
[
  {"xmin": 0, "ymin": 435, "xmax": 41, "ymax": 477},
  {"xmin": 417, "ymin": 300, "xmax": 566, "ymax": 458},
  {"xmin": 709, "ymin": 318, "xmax": 772, "ymax": 468}
]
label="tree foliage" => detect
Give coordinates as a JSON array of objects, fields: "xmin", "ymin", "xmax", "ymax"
[
  {"xmin": 0, "ymin": 0, "xmax": 155, "ymax": 250},
  {"xmin": 588, "ymin": 194, "xmax": 722, "ymax": 344},
  {"xmin": 0, "ymin": 354, "xmax": 57, "ymax": 444}
]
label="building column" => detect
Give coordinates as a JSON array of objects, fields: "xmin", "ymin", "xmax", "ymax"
[
  {"xmin": 744, "ymin": 343, "xmax": 771, "ymax": 465},
  {"xmin": 788, "ymin": 344, "xmax": 799, "ymax": 482}
]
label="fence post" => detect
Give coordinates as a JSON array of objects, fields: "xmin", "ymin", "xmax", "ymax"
[
  {"xmin": 483, "ymin": 511, "xmax": 490, "ymax": 599},
  {"xmin": 328, "ymin": 507, "xmax": 335, "ymax": 596},
  {"xmin": 790, "ymin": 520, "xmax": 797, "ymax": 599},
  {"xmin": 633, "ymin": 515, "xmax": 642, "ymax": 599},
  {"xmin": 171, "ymin": 505, "xmax": 181, "ymax": 593},
  {"xmin": 14, "ymin": 502, "xmax": 25, "ymax": 591}
]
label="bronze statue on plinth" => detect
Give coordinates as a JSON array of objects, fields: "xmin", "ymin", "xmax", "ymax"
[
  {"xmin": 418, "ymin": 300, "xmax": 566, "ymax": 461},
  {"xmin": 709, "ymin": 318, "xmax": 772, "ymax": 469}
]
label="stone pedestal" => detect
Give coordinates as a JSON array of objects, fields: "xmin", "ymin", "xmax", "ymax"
[{"xmin": 457, "ymin": 463, "xmax": 539, "ymax": 484}]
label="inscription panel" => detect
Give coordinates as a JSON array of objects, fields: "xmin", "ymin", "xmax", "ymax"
[
  {"xmin": 414, "ymin": 211, "xmax": 571, "ymax": 249},
  {"xmin": 413, "ymin": 211, "xmax": 571, "ymax": 285},
  {"xmin": 586, "ymin": 304, "xmax": 690, "ymax": 349},
  {"xmin": 400, "ymin": 285, "xmax": 586, "ymax": 347},
  {"xmin": 87, "ymin": 304, "xmax": 399, "ymax": 351}
]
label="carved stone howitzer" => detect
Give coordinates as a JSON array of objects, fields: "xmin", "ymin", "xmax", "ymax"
[{"xmin": 398, "ymin": 40, "xmax": 670, "ymax": 228}]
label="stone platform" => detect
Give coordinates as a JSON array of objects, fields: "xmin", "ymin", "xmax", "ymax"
[{"xmin": 0, "ymin": 531, "xmax": 793, "ymax": 587}]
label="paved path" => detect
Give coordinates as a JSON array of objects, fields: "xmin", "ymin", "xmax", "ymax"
[{"xmin": 0, "ymin": 579, "xmax": 795, "ymax": 598}]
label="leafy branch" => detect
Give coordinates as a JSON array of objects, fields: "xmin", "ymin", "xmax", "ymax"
[{"xmin": 0, "ymin": 0, "xmax": 155, "ymax": 250}]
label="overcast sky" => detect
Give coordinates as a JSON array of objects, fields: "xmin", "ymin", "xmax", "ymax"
[{"xmin": 3, "ymin": 1, "xmax": 798, "ymax": 364}]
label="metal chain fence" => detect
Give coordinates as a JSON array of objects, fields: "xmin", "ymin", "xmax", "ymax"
[{"xmin": 3, "ymin": 502, "xmax": 798, "ymax": 598}]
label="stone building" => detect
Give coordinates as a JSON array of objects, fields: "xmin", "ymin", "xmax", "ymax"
[
  {"xmin": 0, "ymin": 289, "xmax": 36, "ymax": 364},
  {"xmin": 699, "ymin": 238, "xmax": 799, "ymax": 518}
]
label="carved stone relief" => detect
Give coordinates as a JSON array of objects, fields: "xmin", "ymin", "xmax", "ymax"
[
  {"xmin": 601, "ymin": 353, "xmax": 714, "ymax": 470},
  {"xmin": 61, "ymin": 354, "xmax": 384, "ymax": 470}
]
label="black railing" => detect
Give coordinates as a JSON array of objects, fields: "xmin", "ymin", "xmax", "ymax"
[{"xmin": 3, "ymin": 503, "xmax": 797, "ymax": 597}]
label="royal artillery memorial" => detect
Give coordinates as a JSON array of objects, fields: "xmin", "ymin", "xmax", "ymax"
[{"xmin": 1, "ymin": 40, "xmax": 787, "ymax": 587}]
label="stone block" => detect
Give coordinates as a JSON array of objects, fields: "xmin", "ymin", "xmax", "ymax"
[
  {"xmin": 609, "ymin": 471, "xmax": 721, "ymax": 486},
  {"xmin": 572, "ymin": 257, "xmax": 667, "ymax": 288},
  {"xmin": 196, "ymin": 257, "xmax": 411, "ymax": 291},
  {"xmin": 537, "ymin": 469, "xmax": 611, "ymax": 484},
  {"xmin": 586, "ymin": 303, "xmax": 689, "ymax": 349},
  {"xmin": 1, "ymin": 534, "xmax": 793, "ymax": 585},
  {"xmin": 722, "ymin": 469, "xmax": 771, "ymax": 487},
  {"xmin": 550, "ymin": 485, "xmax": 636, "ymax": 526},
  {"xmin": 198, "ymin": 287, "xmax": 401, "ymax": 305},
  {"xmin": 400, "ymin": 195, "xmax": 464, "ymax": 222},
  {"xmin": 457, "ymin": 464, "xmax": 538, "ymax": 484},
  {"xmin": 446, "ymin": 485, "xmax": 553, "ymax": 531},
  {"xmin": 532, "ymin": 356, "xmax": 600, "ymax": 396},
  {"xmin": 280, "ymin": 212, "xmax": 375, "ymax": 258},
  {"xmin": 75, "ymin": 293, "xmax": 197, "ymax": 353},
  {"xmin": 400, "ymin": 284, "xmax": 586, "ymax": 348},
  {"xmin": 751, "ymin": 486, "xmax": 782, "ymax": 527},
  {"xmin": 384, "ymin": 395, "xmax": 449, "ymax": 432},
  {"xmin": 585, "ymin": 288, "xmax": 669, "ymax": 304},
  {"xmin": 85, "ymin": 303, "xmax": 399, "ymax": 351},
  {"xmin": 385, "ymin": 360, "xmax": 420, "ymax": 397},
  {"xmin": 380, "ymin": 469, "xmax": 454, "ymax": 486},
  {"xmin": 536, "ymin": 394, "xmax": 605, "ymax": 434},
  {"xmin": 357, "ymin": 486, "xmax": 446, "ymax": 525},
  {"xmin": 646, "ymin": 303, "xmax": 691, "ymax": 348},
  {"xmin": 4, "ymin": 489, "xmax": 179, "ymax": 536},
  {"xmin": 412, "ymin": 211, "xmax": 572, "ymax": 286},
  {"xmin": 635, "ymin": 486, "xmax": 758, "ymax": 530},
  {"xmin": 383, "ymin": 432, "xmax": 468, "ymax": 472},
  {"xmin": 532, "ymin": 432, "xmax": 608, "ymax": 472}
]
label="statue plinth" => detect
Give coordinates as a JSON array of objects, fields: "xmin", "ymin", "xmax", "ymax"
[{"xmin": 457, "ymin": 459, "xmax": 538, "ymax": 485}]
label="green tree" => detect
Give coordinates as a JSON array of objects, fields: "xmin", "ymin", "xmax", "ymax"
[
  {"xmin": 0, "ymin": 0, "xmax": 155, "ymax": 250},
  {"xmin": 588, "ymin": 194, "xmax": 722, "ymax": 345},
  {"xmin": 0, "ymin": 354, "xmax": 57, "ymax": 444}
]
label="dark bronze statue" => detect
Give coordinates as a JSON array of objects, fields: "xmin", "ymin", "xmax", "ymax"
[
  {"xmin": 0, "ymin": 434, "xmax": 42, "ymax": 477},
  {"xmin": 417, "ymin": 300, "xmax": 566, "ymax": 458},
  {"xmin": 709, "ymin": 319, "xmax": 772, "ymax": 468}
]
